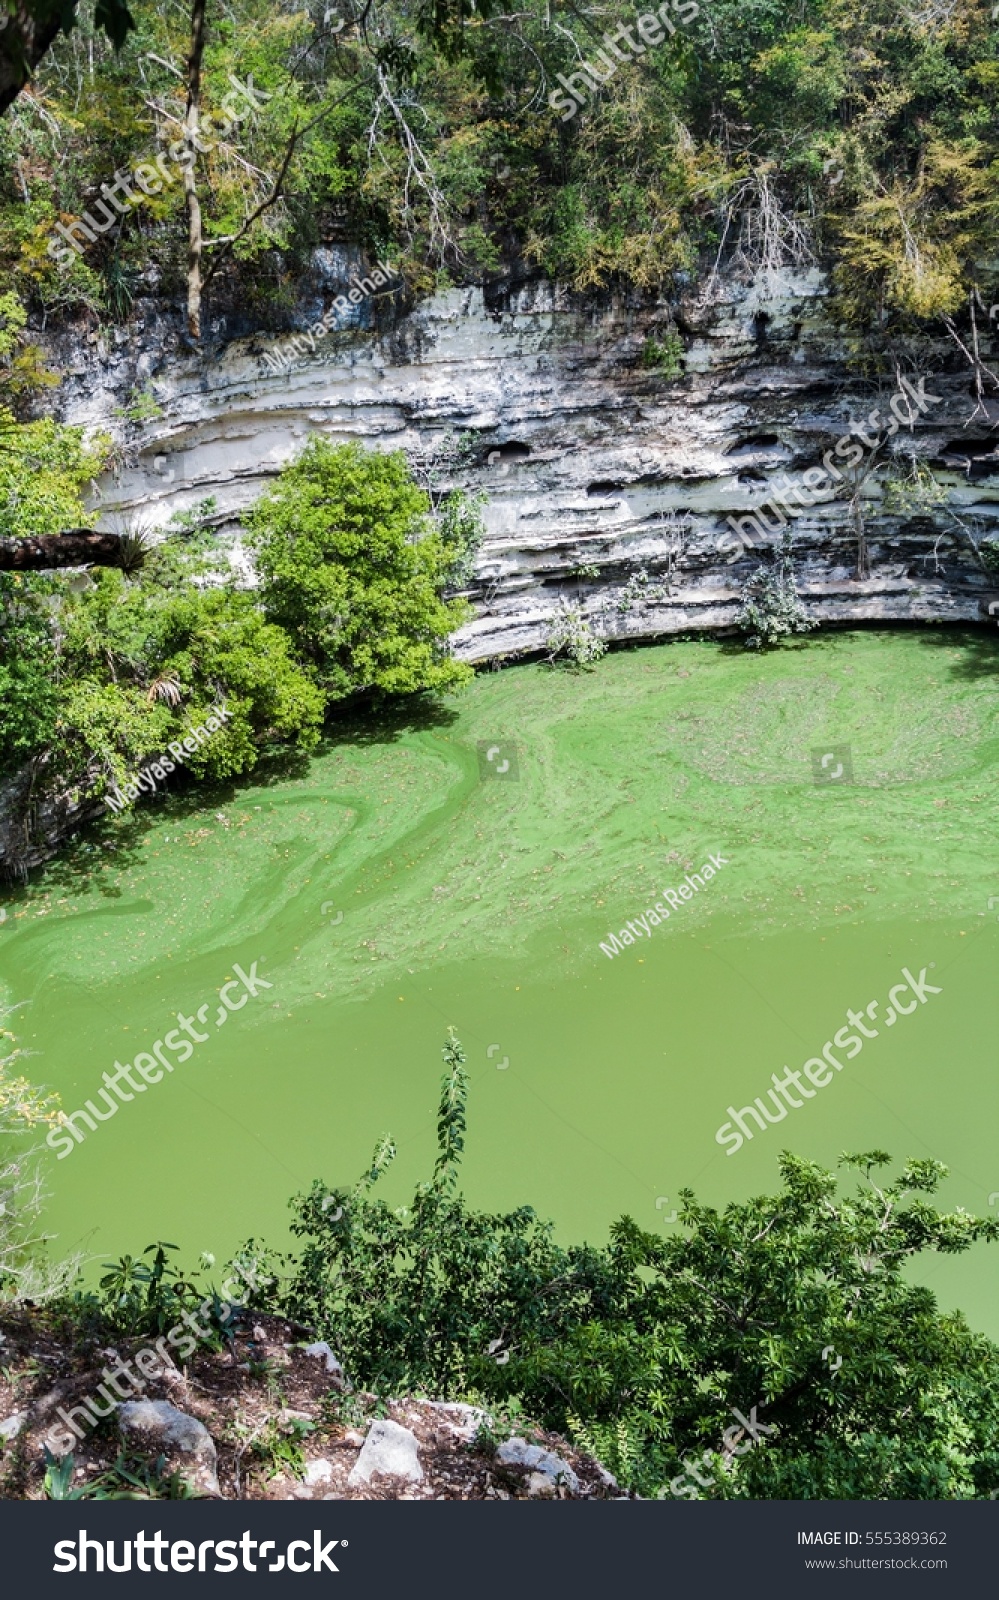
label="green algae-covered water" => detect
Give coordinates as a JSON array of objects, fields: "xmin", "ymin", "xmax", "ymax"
[{"xmin": 3, "ymin": 628, "xmax": 998, "ymax": 1330}]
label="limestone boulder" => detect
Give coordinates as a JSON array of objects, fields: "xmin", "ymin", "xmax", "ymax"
[
  {"xmin": 117, "ymin": 1399, "xmax": 219, "ymax": 1495},
  {"xmin": 495, "ymin": 1437, "xmax": 579, "ymax": 1495},
  {"xmin": 347, "ymin": 1419, "xmax": 422, "ymax": 1488}
]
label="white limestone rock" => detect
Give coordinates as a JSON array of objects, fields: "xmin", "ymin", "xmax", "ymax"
[
  {"xmin": 117, "ymin": 1400, "xmax": 219, "ymax": 1494},
  {"xmin": 347, "ymin": 1419, "xmax": 423, "ymax": 1487},
  {"xmin": 495, "ymin": 1437, "xmax": 579, "ymax": 1495},
  {"xmin": 304, "ymin": 1341, "xmax": 345, "ymax": 1385},
  {"xmin": 426, "ymin": 1401, "xmax": 488, "ymax": 1441},
  {"xmin": 0, "ymin": 1411, "xmax": 26, "ymax": 1442}
]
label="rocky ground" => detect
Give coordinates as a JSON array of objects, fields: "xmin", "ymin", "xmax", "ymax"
[{"xmin": 0, "ymin": 1308, "xmax": 619, "ymax": 1501}]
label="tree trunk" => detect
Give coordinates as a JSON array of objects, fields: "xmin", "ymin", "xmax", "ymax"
[
  {"xmin": 0, "ymin": 531, "xmax": 128, "ymax": 570},
  {"xmin": 184, "ymin": 0, "xmax": 208, "ymax": 339},
  {"xmin": 0, "ymin": 3, "xmax": 65, "ymax": 115}
]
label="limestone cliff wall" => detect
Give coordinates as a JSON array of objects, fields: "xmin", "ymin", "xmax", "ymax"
[
  {"xmin": 48, "ymin": 252, "xmax": 999, "ymax": 659},
  {"xmin": 5, "ymin": 257, "xmax": 998, "ymax": 875}
]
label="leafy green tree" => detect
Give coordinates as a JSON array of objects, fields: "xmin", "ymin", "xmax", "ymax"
[
  {"xmin": 52, "ymin": 678, "xmax": 173, "ymax": 792},
  {"xmin": 249, "ymin": 439, "xmax": 472, "ymax": 703},
  {"xmin": 53, "ymin": 570, "xmax": 325, "ymax": 792},
  {"xmin": 0, "ymin": 413, "xmax": 110, "ymax": 541}
]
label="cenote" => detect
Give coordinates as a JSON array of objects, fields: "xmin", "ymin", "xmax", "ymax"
[{"xmin": 4, "ymin": 628, "xmax": 997, "ymax": 1330}]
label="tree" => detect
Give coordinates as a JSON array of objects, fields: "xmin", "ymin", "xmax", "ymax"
[
  {"xmin": 249, "ymin": 439, "xmax": 472, "ymax": 703},
  {"xmin": 51, "ymin": 568, "xmax": 326, "ymax": 794},
  {"xmin": 0, "ymin": 415, "xmax": 136, "ymax": 571},
  {"xmin": 181, "ymin": 0, "xmax": 207, "ymax": 340},
  {"xmin": 0, "ymin": 573, "xmax": 59, "ymax": 773}
]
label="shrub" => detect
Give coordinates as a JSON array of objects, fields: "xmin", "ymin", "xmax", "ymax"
[
  {"xmin": 54, "ymin": 577, "xmax": 325, "ymax": 793},
  {"xmin": 545, "ymin": 599, "xmax": 607, "ymax": 667},
  {"xmin": 640, "ymin": 331, "xmax": 685, "ymax": 377},
  {"xmin": 738, "ymin": 532, "xmax": 815, "ymax": 649},
  {"xmin": 276, "ymin": 1042, "xmax": 999, "ymax": 1499}
]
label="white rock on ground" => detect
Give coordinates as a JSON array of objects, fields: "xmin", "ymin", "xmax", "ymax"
[
  {"xmin": 347, "ymin": 1419, "xmax": 423, "ymax": 1487},
  {"xmin": 304, "ymin": 1342, "xmax": 345, "ymax": 1384},
  {"xmin": 118, "ymin": 1400, "xmax": 219, "ymax": 1494},
  {"xmin": 426, "ymin": 1401, "xmax": 487, "ymax": 1441},
  {"xmin": 495, "ymin": 1437, "xmax": 579, "ymax": 1495},
  {"xmin": 0, "ymin": 1411, "xmax": 26, "ymax": 1442},
  {"xmin": 304, "ymin": 1458, "xmax": 333, "ymax": 1487}
]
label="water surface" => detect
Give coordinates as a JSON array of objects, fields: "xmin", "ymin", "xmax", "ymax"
[{"xmin": 3, "ymin": 629, "xmax": 997, "ymax": 1328}]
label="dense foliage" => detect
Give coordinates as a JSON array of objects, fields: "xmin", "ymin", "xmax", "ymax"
[
  {"xmin": 2, "ymin": 0, "xmax": 999, "ymax": 377},
  {"xmin": 257, "ymin": 1031, "xmax": 999, "ymax": 1500},
  {"xmin": 249, "ymin": 438, "xmax": 472, "ymax": 700},
  {"xmin": 0, "ymin": 435, "xmax": 474, "ymax": 805},
  {"xmin": 738, "ymin": 532, "xmax": 817, "ymax": 648},
  {"xmin": 9, "ymin": 1028, "xmax": 998, "ymax": 1500}
]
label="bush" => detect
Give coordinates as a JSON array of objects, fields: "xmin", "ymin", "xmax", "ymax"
[
  {"xmin": 640, "ymin": 331, "xmax": 685, "ymax": 377},
  {"xmin": 276, "ymin": 1037, "xmax": 999, "ymax": 1499},
  {"xmin": 738, "ymin": 533, "xmax": 815, "ymax": 649},
  {"xmin": 979, "ymin": 539, "xmax": 999, "ymax": 577},
  {"xmin": 53, "ymin": 575, "xmax": 325, "ymax": 793},
  {"xmin": 0, "ymin": 576, "xmax": 60, "ymax": 775},
  {"xmin": 545, "ymin": 599, "xmax": 607, "ymax": 667},
  {"xmin": 0, "ymin": 412, "xmax": 111, "ymax": 540}
]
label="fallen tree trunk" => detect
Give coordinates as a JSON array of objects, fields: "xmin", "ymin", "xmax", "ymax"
[{"xmin": 0, "ymin": 531, "xmax": 128, "ymax": 571}]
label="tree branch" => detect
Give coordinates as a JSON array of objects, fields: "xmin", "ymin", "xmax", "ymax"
[
  {"xmin": 0, "ymin": 531, "xmax": 129, "ymax": 570},
  {"xmin": 201, "ymin": 84, "xmax": 365, "ymax": 290}
]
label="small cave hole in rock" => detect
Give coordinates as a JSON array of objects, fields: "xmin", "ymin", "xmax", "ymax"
[
  {"xmin": 483, "ymin": 440, "xmax": 531, "ymax": 466},
  {"xmin": 725, "ymin": 434, "xmax": 785, "ymax": 458}
]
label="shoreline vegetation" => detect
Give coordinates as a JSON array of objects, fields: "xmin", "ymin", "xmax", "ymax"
[
  {"xmin": 3, "ymin": 0, "xmax": 999, "ymax": 347},
  {"xmin": 0, "ymin": 435, "xmax": 481, "ymax": 874},
  {"xmin": 2, "ymin": 1032, "xmax": 998, "ymax": 1500}
]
